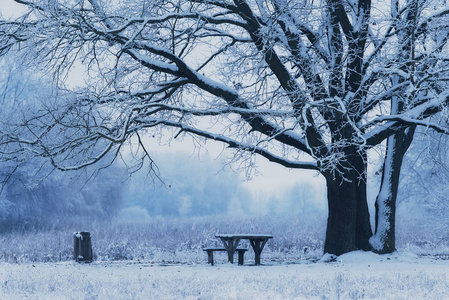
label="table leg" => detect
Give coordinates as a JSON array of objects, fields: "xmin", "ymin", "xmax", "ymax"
[
  {"xmin": 238, "ymin": 250, "xmax": 245, "ymax": 265},
  {"xmin": 220, "ymin": 238, "xmax": 241, "ymax": 264},
  {"xmin": 249, "ymin": 238, "xmax": 268, "ymax": 265},
  {"xmin": 206, "ymin": 250, "xmax": 214, "ymax": 265}
]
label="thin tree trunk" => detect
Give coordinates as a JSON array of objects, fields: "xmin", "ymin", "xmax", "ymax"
[{"xmin": 370, "ymin": 127, "xmax": 415, "ymax": 253}]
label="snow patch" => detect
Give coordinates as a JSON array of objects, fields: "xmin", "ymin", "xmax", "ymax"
[{"xmin": 319, "ymin": 253, "xmax": 337, "ymax": 263}]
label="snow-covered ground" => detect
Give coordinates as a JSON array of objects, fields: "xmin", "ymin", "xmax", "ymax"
[
  {"xmin": 1, "ymin": 251, "xmax": 449, "ymax": 299},
  {"xmin": 1, "ymin": 216, "xmax": 449, "ymax": 299}
]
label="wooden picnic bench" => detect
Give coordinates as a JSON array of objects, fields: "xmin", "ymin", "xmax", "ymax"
[
  {"xmin": 202, "ymin": 247, "xmax": 248, "ymax": 266},
  {"xmin": 204, "ymin": 234, "xmax": 272, "ymax": 266}
]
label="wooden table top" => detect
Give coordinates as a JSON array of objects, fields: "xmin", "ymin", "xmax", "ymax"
[{"xmin": 215, "ymin": 234, "xmax": 273, "ymax": 239}]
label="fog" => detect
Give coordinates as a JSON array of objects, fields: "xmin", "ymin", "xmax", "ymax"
[
  {"xmin": 119, "ymin": 151, "xmax": 327, "ymax": 221},
  {"xmin": 1, "ymin": 128, "xmax": 447, "ymax": 232},
  {"xmin": 0, "ymin": 150, "xmax": 327, "ymax": 231}
]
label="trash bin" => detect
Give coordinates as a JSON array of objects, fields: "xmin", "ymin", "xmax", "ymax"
[{"xmin": 73, "ymin": 232, "xmax": 93, "ymax": 262}]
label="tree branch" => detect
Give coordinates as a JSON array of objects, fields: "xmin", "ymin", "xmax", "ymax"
[{"xmin": 146, "ymin": 120, "xmax": 319, "ymax": 170}]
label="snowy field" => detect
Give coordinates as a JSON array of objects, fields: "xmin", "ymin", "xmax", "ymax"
[
  {"xmin": 1, "ymin": 251, "xmax": 449, "ymax": 299},
  {"xmin": 1, "ymin": 216, "xmax": 449, "ymax": 299}
]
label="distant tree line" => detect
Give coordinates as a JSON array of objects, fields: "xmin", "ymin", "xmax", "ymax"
[{"xmin": 0, "ymin": 161, "xmax": 124, "ymax": 232}]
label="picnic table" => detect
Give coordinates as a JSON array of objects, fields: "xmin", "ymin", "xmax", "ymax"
[{"xmin": 215, "ymin": 234, "xmax": 273, "ymax": 265}]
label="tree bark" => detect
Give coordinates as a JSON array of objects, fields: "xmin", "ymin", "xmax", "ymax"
[
  {"xmin": 354, "ymin": 151, "xmax": 373, "ymax": 251},
  {"xmin": 371, "ymin": 127, "xmax": 415, "ymax": 253},
  {"xmin": 323, "ymin": 148, "xmax": 373, "ymax": 255}
]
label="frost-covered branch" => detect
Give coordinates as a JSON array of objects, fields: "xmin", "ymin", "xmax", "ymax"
[
  {"xmin": 147, "ymin": 119, "xmax": 319, "ymax": 170},
  {"xmin": 364, "ymin": 91, "xmax": 449, "ymax": 146}
]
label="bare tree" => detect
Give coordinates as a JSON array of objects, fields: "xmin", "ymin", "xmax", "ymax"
[{"xmin": 1, "ymin": 0, "xmax": 449, "ymax": 255}]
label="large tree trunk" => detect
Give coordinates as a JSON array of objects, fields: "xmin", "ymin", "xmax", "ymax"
[
  {"xmin": 370, "ymin": 127, "xmax": 415, "ymax": 253},
  {"xmin": 323, "ymin": 149, "xmax": 373, "ymax": 255}
]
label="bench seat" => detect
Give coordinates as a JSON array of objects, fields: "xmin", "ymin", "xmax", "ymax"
[{"xmin": 203, "ymin": 247, "xmax": 248, "ymax": 266}]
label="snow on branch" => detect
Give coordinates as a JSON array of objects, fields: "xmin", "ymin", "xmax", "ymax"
[
  {"xmin": 364, "ymin": 91, "xmax": 449, "ymax": 146},
  {"xmin": 131, "ymin": 102, "xmax": 295, "ymax": 118},
  {"xmin": 368, "ymin": 116, "xmax": 449, "ymax": 134},
  {"xmin": 104, "ymin": 13, "xmax": 248, "ymax": 35},
  {"xmin": 125, "ymin": 50, "xmax": 180, "ymax": 75},
  {"xmin": 148, "ymin": 119, "xmax": 319, "ymax": 170}
]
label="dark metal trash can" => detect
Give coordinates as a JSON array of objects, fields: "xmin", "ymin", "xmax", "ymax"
[{"xmin": 73, "ymin": 232, "xmax": 93, "ymax": 262}]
